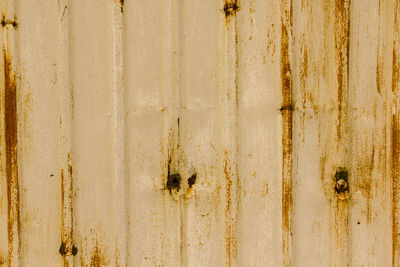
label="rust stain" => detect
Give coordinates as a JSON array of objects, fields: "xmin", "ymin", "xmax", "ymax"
[
  {"xmin": 68, "ymin": 152, "xmax": 73, "ymax": 178},
  {"xmin": 249, "ymin": 0, "xmax": 254, "ymax": 26},
  {"xmin": 394, "ymin": 48, "xmax": 399, "ymax": 94},
  {"xmin": 223, "ymin": 151, "xmax": 237, "ymax": 266},
  {"xmin": 113, "ymin": 0, "xmax": 124, "ymax": 14},
  {"xmin": 393, "ymin": 0, "xmax": 399, "ymax": 95},
  {"xmin": 22, "ymin": 92, "xmax": 32, "ymax": 139},
  {"xmin": 334, "ymin": 0, "xmax": 350, "ymax": 140},
  {"xmin": 299, "ymin": 41, "xmax": 308, "ymax": 92},
  {"xmin": 376, "ymin": 56, "xmax": 383, "ymax": 95},
  {"xmin": 119, "ymin": 0, "xmax": 124, "ymax": 14},
  {"xmin": 90, "ymin": 246, "xmax": 107, "ymax": 267},
  {"xmin": 392, "ymin": 1, "xmax": 399, "ymax": 265},
  {"xmin": 224, "ymin": 0, "xmax": 240, "ymax": 21},
  {"xmin": 60, "ymin": 151, "xmax": 76, "ymax": 262},
  {"xmin": 393, "ymin": 106, "xmax": 400, "ymax": 265},
  {"xmin": 187, "ymin": 173, "xmax": 197, "ymax": 188},
  {"xmin": 280, "ymin": 0, "xmax": 293, "ymax": 265},
  {"xmin": 4, "ymin": 47, "xmax": 20, "ymax": 265}
]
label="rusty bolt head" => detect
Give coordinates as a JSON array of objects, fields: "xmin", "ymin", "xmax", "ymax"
[
  {"xmin": 167, "ymin": 173, "xmax": 181, "ymax": 192},
  {"xmin": 335, "ymin": 178, "xmax": 348, "ymax": 193}
]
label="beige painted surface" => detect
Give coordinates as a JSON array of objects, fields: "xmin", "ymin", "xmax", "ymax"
[{"xmin": 0, "ymin": 0, "xmax": 399, "ymax": 266}]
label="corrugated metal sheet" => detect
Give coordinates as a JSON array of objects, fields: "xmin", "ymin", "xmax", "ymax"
[{"xmin": 0, "ymin": 0, "xmax": 399, "ymax": 266}]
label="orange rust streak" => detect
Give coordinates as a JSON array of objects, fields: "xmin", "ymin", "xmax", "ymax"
[
  {"xmin": 4, "ymin": 47, "xmax": 20, "ymax": 265},
  {"xmin": 334, "ymin": 0, "xmax": 350, "ymax": 140},
  {"xmin": 392, "ymin": 107, "xmax": 400, "ymax": 266},
  {"xmin": 224, "ymin": 151, "xmax": 237, "ymax": 266},
  {"xmin": 280, "ymin": 0, "xmax": 293, "ymax": 265},
  {"xmin": 393, "ymin": 2, "xmax": 400, "ymax": 261}
]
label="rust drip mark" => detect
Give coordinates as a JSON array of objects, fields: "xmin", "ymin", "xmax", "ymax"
[
  {"xmin": 394, "ymin": 0, "xmax": 400, "ymax": 94},
  {"xmin": 300, "ymin": 42, "xmax": 309, "ymax": 105},
  {"xmin": 280, "ymin": 0, "xmax": 293, "ymax": 265},
  {"xmin": 393, "ymin": 0, "xmax": 399, "ymax": 95},
  {"xmin": 376, "ymin": 55, "xmax": 383, "ymax": 95},
  {"xmin": 60, "ymin": 151, "xmax": 76, "ymax": 261},
  {"xmin": 119, "ymin": 0, "xmax": 124, "ymax": 13},
  {"xmin": 392, "ymin": 107, "xmax": 400, "ymax": 265},
  {"xmin": 68, "ymin": 152, "xmax": 73, "ymax": 179},
  {"xmin": 187, "ymin": 173, "xmax": 197, "ymax": 188},
  {"xmin": 4, "ymin": 47, "xmax": 20, "ymax": 265},
  {"xmin": 90, "ymin": 246, "xmax": 107, "ymax": 267},
  {"xmin": 394, "ymin": 47, "xmax": 399, "ymax": 93},
  {"xmin": 334, "ymin": 0, "xmax": 350, "ymax": 140},
  {"xmin": 224, "ymin": 0, "xmax": 240, "ymax": 19},
  {"xmin": 223, "ymin": 152, "xmax": 237, "ymax": 266}
]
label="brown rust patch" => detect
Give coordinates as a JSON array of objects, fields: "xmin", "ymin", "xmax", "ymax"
[
  {"xmin": 187, "ymin": 173, "xmax": 197, "ymax": 188},
  {"xmin": 334, "ymin": 0, "xmax": 350, "ymax": 140},
  {"xmin": 4, "ymin": 47, "xmax": 20, "ymax": 265},
  {"xmin": 224, "ymin": 0, "xmax": 240, "ymax": 19},
  {"xmin": 90, "ymin": 246, "xmax": 107, "ymax": 267},
  {"xmin": 223, "ymin": 151, "xmax": 237, "ymax": 265}
]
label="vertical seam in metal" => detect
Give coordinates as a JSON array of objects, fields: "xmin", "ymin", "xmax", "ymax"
[
  {"xmin": 392, "ymin": 1, "xmax": 400, "ymax": 265},
  {"xmin": 3, "ymin": 1, "xmax": 20, "ymax": 264},
  {"xmin": 57, "ymin": 0, "xmax": 75, "ymax": 265},
  {"xmin": 111, "ymin": 1, "xmax": 128, "ymax": 266},
  {"xmin": 223, "ymin": 1, "xmax": 240, "ymax": 265},
  {"xmin": 331, "ymin": 0, "xmax": 351, "ymax": 265},
  {"xmin": 280, "ymin": 0, "xmax": 293, "ymax": 266}
]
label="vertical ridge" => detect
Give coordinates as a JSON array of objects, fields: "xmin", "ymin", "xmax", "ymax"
[
  {"xmin": 280, "ymin": 0, "xmax": 293, "ymax": 266},
  {"xmin": 57, "ymin": 0, "xmax": 75, "ymax": 266},
  {"xmin": 331, "ymin": 0, "xmax": 350, "ymax": 265},
  {"xmin": 223, "ymin": 1, "xmax": 240, "ymax": 265},
  {"xmin": 162, "ymin": 0, "xmax": 182, "ymax": 265},
  {"xmin": 3, "ymin": 1, "xmax": 20, "ymax": 266},
  {"xmin": 392, "ymin": 0, "xmax": 400, "ymax": 264},
  {"xmin": 111, "ymin": 1, "xmax": 128, "ymax": 266}
]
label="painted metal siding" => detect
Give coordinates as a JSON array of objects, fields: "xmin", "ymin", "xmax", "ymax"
[{"xmin": 0, "ymin": 0, "xmax": 399, "ymax": 266}]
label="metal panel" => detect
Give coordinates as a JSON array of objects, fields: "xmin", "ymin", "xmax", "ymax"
[{"xmin": 0, "ymin": 0, "xmax": 399, "ymax": 266}]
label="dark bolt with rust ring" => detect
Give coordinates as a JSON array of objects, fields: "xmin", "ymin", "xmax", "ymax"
[
  {"xmin": 334, "ymin": 168, "xmax": 349, "ymax": 194},
  {"xmin": 167, "ymin": 173, "xmax": 181, "ymax": 191},
  {"xmin": 335, "ymin": 178, "xmax": 348, "ymax": 192}
]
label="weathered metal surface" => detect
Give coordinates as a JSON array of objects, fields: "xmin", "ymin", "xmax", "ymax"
[{"xmin": 0, "ymin": 0, "xmax": 400, "ymax": 266}]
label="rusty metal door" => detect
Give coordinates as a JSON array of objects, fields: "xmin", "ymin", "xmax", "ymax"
[{"xmin": 0, "ymin": 0, "xmax": 399, "ymax": 266}]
